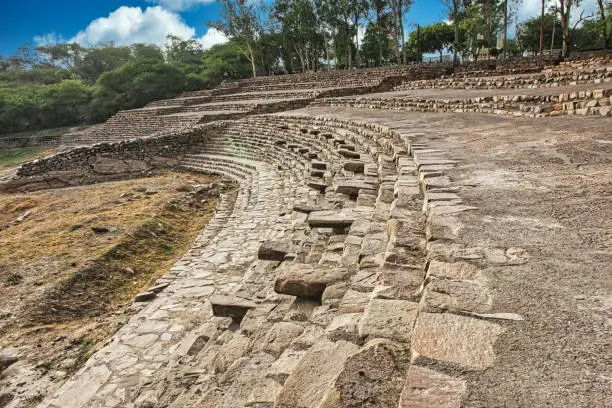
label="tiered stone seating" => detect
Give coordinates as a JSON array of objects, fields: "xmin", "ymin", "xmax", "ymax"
[
  {"xmin": 395, "ymin": 62, "xmax": 612, "ymax": 91},
  {"xmin": 6, "ymin": 53, "xmax": 610, "ymax": 408},
  {"xmin": 33, "ymin": 114, "xmax": 493, "ymax": 408},
  {"xmin": 313, "ymin": 86, "xmax": 612, "ymax": 117}
]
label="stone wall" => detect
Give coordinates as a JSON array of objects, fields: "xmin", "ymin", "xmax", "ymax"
[
  {"xmin": 0, "ymin": 133, "xmax": 62, "ymax": 149},
  {"xmin": 1, "ymin": 122, "xmax": 231, "ymax": 192}
]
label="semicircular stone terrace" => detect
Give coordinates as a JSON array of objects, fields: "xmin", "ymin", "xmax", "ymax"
[
  {"xmin": 2, "ymin": 55, "xmax": 609, "ymax": 408},
  {"xmin": 30, "ymin": 114, "xmax": 509, "ymax": 408}
]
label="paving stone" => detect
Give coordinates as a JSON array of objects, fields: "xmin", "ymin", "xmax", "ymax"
[
  {"xmin": 322, "ymin": 339, "xmax": 409, "ymax": 408},
  {"xmin": 411, "ymin": 312, "xmax": 504, "ymax": 370},
  {"xmin": 276, "ymin": 339, "xmax": 360, "ymax": 408},
  {"xmin": 358, "ymin": 299, "xmax": 419, "ymax": 342},
  {"xmin": 398, "ymin": 365, "xmax": 466, "ymax": 408},
  {"xmin": 421, "ymin": 278, "xmax": 492, "ymax": 313},
  {"xmin": 274, "ymin": 263, "xmax": 354, "ymax": 298}
]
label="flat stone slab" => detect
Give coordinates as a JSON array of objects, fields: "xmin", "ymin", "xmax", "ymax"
[
  {"xmin": 335, "ymin": 180, "xmax": 377, "ymax": 196},
  {"xmin": 359, "ymin": 299, "xmax": 419, "ymax": 342},
  {"xmin": 258, "ymin": 240, "xmax": 296, "ymax": 261},
  {"xmin": 411, "ymin": 312, "xmax": 504, "ymax": 371},
  {"xmin": 274, "ymin": 263, "xmax": 354, "ymax": 299},
  {"xmin": 276, "ymin": 339, "xmax": 359, "ymax": 408},
  {"xmin": 398, "ymin": 365, "xmax": 466, "ymax": 408},
  {"xmin": 308, "ymin": 210, "xmax": 356, "ymax": 228},
  {"xmin": 210, "ymin": 295, "xmax": 257, "ymax": 322}
]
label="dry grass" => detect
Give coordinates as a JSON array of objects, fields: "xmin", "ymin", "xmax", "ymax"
[{"xmin": 0, "ymin": 171, "xmax": 222, "ymax": 400}]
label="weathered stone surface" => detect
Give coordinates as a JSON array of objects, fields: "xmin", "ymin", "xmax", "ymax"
[
  {"xmin": 308, "ymin": 210, "xmax": 356, "ymax": 228},
  {"xmin": 252, "ymin": 322, "xmax": 304, "ymax": 357},
  {"xmin": 135, "ymin": 291, "xmax": 156, "ymax": 302},
  {"xmin": 375, "ymin": 265, "xmax": 424, "ymax": 300},
  {"xmin": 338, "ymin": 289, "xmax": 371, "ymax": 313},
  {"xmin": 326, "ymin": 313, "xmax": 362, "ymax": 342},
  {"xmin": 211, "ymin": 295, "xmax": 257, "ymax": 322},
  {"xmin": 343, "ymin": 161, "xmax": 365, "ymax": 172},
  {"xmin": 276, "ymin": 339, "xmax": 360, "ymax": 408},
  {"xmin": 322, "ymin": 339, "xmax": 409, "ymax": 408},
  {"xmin": 358, "ymin": 299, "xmax": 419, "ymax": 342},
  {"xmin": 398, "ymin": 365, "xmax": 466, "ymax": 408},
  {"xmin": 274, "ymin": 263, "xmax": 354, "ymax": 298},
  {"xmin": 421, "ymin": 278, "xmax": 492, "ymax": 313},
  {"xmin": 257, "ymin": 240, "xmax": 295, "ymax": 261},
  {"xmin": 411, "ymin": 312, "xmax": 504, "ymax": 370},
  {"xmin": 426, "ymin": 260, "xmax": 479, "ymax": 280}
]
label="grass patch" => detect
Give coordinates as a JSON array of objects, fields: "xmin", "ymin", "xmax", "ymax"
[{"xmin": 0, "ymin": 147, "xmax": 52, "ymax": 170}]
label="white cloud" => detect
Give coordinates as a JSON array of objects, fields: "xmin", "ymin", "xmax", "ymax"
[
  {"xmin": 33, "ymin": 6, "xmax": 228, "ymax": 51},
  {"xmin": 146, "ymin": 0, "xmax": 216, "ymax": 12},
  {"xmin": 518, "ymin": 0, "xmax": 598, "ymax": 23},
  {"xmin": 198, "ymin": 27, "xmax": 229, "ymax": 49},
  {"xmin": 33, "ymin": 33, "xmax": 66, "ymax": 46},
  {"xmin": 69, "ymin": 6, "xmax": 195, "ymax": 47}
]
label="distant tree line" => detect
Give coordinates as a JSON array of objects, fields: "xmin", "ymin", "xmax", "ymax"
[
  {"xmin": 1, "ymin": 0, "xmax": 610, "ymax": 134},
  {"xmin": 0, "ymin": 38, "xmax": 252, "ymax": 134}
]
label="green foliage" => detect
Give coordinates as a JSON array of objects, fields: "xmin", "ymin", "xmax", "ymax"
[
  {"xmin": 73, "ymin": 45, "xmax": 134, "ymax": 84},
  {"xmin": 409, "ymin": 22, "xmax": 455, "ymax": 60},
  {"xmin": 200, "ymin": 42, "xmax": 252, "ymax": 87},
  {"xmin": 361, "ymin": 21, "xmax": 393, "ymax": 66},
  {"xmin": 93, "ymin": 60, "xmax": 187, "ymax": 118},
  {"xmin": 517, "ymin": 14, "xmax": 564, "ymax": 52},
  {"xmin": 165, "ymin": 35, "xmax": 204, "ymax": 75}
]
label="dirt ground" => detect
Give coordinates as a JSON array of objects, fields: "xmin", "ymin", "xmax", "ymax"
[
  {"xmin": 298, "ymin": 107, "xmax": 612, "ymax": 407},
  {"xmin": 0, "ymin": 172, "xmax": 220, "ymax": 406}
]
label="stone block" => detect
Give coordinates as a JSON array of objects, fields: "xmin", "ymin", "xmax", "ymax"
[
  {"xmin": 274, "ymin": 263, "xmax": 355, "ymax": 299},
  {"xmin": 276, "ymin": 339, "xmax": 360, "ymax": 408},
  {"xmin": 398, "ymin": 365, "xmax": 466, "ymax": 408},
  {"xmin": 308, "ymin": 210, "xmax": 356, "ymax": 229},
  {"xmin": 343, "ymin": 161, "xmax": 365, "ymax": 173},
  {"xmin": 421, "ymin": 278, "xmax": 492, "ymax": 313},
  {"xmin": 375, "ymin": 264, "xmax": 424, "ymax": 301},
  {"xmin": 322, "ymin": 339, "xmax": 409, "ymax": 408},
  {"xmin": 411, "ymin": 312, "xmax": 504, "ymax": 370},
  {"xmin": 358, "ymin": 299, "xmax": 419, "ymax": 342},
  {"xmin": 257, "ymin": 240, "xmax": 295, "ymax": 261},
  {"xmin": 426, "ymin": 260, "xmax": 479, "ymax": 280},
  {"xmin": 210, "ymin": 295, "xmax": 257, "ymax": 323}
]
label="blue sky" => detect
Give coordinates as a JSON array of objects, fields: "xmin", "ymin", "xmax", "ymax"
[{"xmin": 0, "ymin": 0, "xmax": 597, "ymax": 57}]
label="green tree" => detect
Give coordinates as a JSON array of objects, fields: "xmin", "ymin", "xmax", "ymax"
[
  {"xmin": 200, "ymin": 41, "xmax": 252, "ymax": 86},
  {"xmin": 411, "ymin": 22, "xmax": 455, "ymax": 61},
  {"xmin": 361, "ymin": 21, "xmax": 393, "ymax": 66},
  {"xmin": 518, "ymin": 13, "xmax": 563, "ymax": 52},
  {"xmin": 165, "ymin": 36, "xmax": 204, "ymax": 74},
  {"xmin": 551, "ymin": 0, "xmax": 589, "ymax": 57},
  {"xmin": 211, "ymin": 0, "xmax": 263, "ymax": 78},
  {"xmin": 272, "ymin": 0, "xmax": 325, "ymax": 72},
  {"xmin": 73, "ymin": 45, "xmax": 134, "ymax": 84}
]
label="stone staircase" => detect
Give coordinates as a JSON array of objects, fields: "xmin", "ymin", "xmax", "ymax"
[{"xmin": 35, "ymin": 115, "xmax": 512, "ymax": 408}]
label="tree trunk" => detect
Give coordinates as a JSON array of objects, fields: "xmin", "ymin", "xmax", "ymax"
[
  {"xmin": 503, "ymin": 0, "xmax": 509, "ymax": 58},
  {"xmin": 453, "ymin": 1, "xmax": 459, "ymax": 66},
  {"xmin": 539, "ymin": 0, "xmax": 546, "ymax": 54},
  {"xmin": 597, "ymin": 0, "xmax": 611, "ymax": 49},
  {"xmin": 398, "ymin": 8, "xmax": 406, "ymax": 64},
  {"xmin": 559, "ymin": 2, "xmax": 571, "ymax": 57},
  {"xmin": 377, "ymin": 11, "xmax": 383, "ymax": 65},
  {"xmin": 247, "ymin": 45, "xmax": 257, "ymax": 78},
  {"xmin": 355, "ymin": 19, "xmax": 361, "ymax": 68}
]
